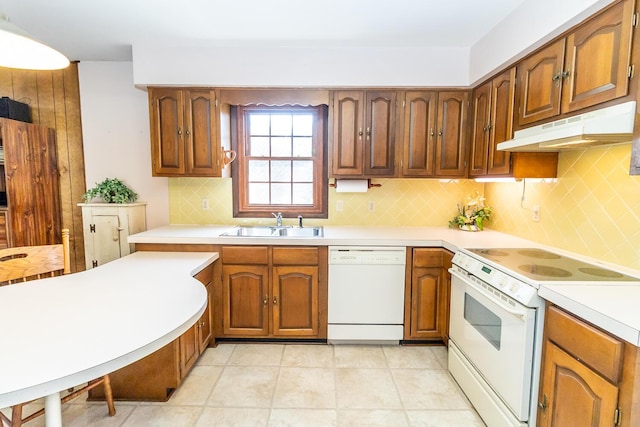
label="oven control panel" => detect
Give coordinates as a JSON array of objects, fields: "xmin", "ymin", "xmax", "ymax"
[{"xmin": 452, "ymin": 252, "xmax": 538, "ymax": 307}]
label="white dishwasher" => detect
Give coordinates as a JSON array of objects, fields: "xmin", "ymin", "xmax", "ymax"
[{"xmin": 328, "ymin": 246, "xmax": 406, "ymax": 344}]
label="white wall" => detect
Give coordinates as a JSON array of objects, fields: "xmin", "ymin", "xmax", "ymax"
[
  {"xmin": 78, "ymin": 61, "xmax": 169, "ymax": 228},
  {"xmin": 132, "ymin": 45, "xmax": 470, "ymax": 88}
]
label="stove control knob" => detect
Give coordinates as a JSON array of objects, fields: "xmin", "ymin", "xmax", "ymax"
[{"xmin": 509, "ymin": 282, "xmax": 519, "ymax": 292}]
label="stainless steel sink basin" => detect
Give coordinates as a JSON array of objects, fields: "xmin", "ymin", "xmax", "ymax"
[{"xmin": 221, "ymin": 226, "xmax": 323, "ymax": 238}]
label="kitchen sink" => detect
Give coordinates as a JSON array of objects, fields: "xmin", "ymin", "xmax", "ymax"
[{"xmin": 221, "ymin": 226, "xmax": 323, "ymax": 238}]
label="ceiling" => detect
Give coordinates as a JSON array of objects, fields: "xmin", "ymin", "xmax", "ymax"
[{"xmin": 1, "ymin": 0, "xmax": 527, "ymax": 62}]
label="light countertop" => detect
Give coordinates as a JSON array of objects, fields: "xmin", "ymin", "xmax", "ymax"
[
  {"xmin": 0, "ymin": 251, "xmax": 218, "ymax": 408},
  {"xmin": 129, "ymin": 224, "xmax": 640, "ymax": 346}
]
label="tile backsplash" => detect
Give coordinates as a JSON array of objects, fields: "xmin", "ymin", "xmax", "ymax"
[
  {"xmin": 168, "ymin": 143, "xmax": 640, "ymax": 270},
  {"xmin": 486, "ymin": 144, "xmax": 640, "ymax": 270}
]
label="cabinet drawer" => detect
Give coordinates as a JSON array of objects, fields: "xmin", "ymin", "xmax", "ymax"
[
  {"xmin": 273, "ymin": 247, "xmax": 318, "ymax": 265},
  {"xmin": 546, "ymin": 305, "xmax": 624, "ymax": 383},
  {"xmin": 222, "ymin": 246, "xmax": 269, "ymax": 265},
  {"xmin": 413, "ymin": 248, "xmax": 443, "ymax": 268}
]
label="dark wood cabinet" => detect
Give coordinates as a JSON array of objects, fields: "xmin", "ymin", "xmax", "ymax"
[
  {"xmin": 0, "ymin": 118, "xmax": 61, "ymax": 247},
  {"xmin": 404, "ymin": 248, "xmax": 453, "ymax": 342},
  {"xmin": 434, "ymin": 91, "xmax": 469, "ymax": 177},
  {"xmin": 401, "ymin": 91, "xmax": 437, "ymax": 177},
  {"xmin": 516, "ymin": 0, "xmax": 634, "ymax": 127},
  {"xmin": 220, "ymin": 245, "xmax": 326, "ymax": 339},
  {"xmin": 331, "ymin": 90, "xmax": 397, "ymax": 177},
  {"xmin": 470, "ymin": 69, "xmax": 558, "ymax": 178},
  {"xmin": 538, "ymin": 305, "xmax": 627, "ymax": 426},
  {"xmin": 148, "ymin": 87, "xmax": 222, "ymax": 177},
  {"xmin": 399, "ymin": 91, "xmax": 468, "ymax": 178}
]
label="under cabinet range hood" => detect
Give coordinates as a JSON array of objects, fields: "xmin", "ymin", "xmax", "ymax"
[{"xmin": 498, "ymin": 101, "xmax": 636, "ymax": 152}]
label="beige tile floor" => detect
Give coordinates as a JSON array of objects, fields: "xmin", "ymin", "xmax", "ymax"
[{"xmin": 1, "ymin": 344, "xmax": 486, "ymax": 426}]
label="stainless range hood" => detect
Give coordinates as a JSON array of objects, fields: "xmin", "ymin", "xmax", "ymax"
[{"xmin": 497, "ymin": 101, "xmax": 636, "ymax": 152}]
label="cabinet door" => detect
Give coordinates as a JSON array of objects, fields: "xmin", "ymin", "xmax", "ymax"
[
  {"xmin": 469, "ymin": 81, "xmax": 492, "ymax": 177},
  {"xmin": 179, "ymin": 323, "xmax": 199, "ymax": 379},
  {"xmin": 86, "ymin": 214, "xmax": 122, "ymax": 268},
  {"xmin": 364, "ymin": 91, "xmax": 396, "ymax": 176},
  {"xmin": 0, "ymin": 210, "xmax": 9, "ymax": 249},
  {"xmin": 222, "ymin": 265, "xmax": 270, "ymax": 336},
  {"xmin": 409, "ymin": 266, "xmax": 445, "ymax": 339},
  {"xmin": 272, "ymin": 266, "xmax": 319, "ymax": 336},
  {"xmin": 516, "ymin": 39, "xmax": 565, "ymax": 127},
  {"xmin": 185, "ymin": 89, "xmax": 221, "ymax": 176},
  {"xmin": 331, "ymin": 91, "xmax": 364, "ymax": 176},
  {"xmin": 199, "ymin": 280, "xmax": 214, "ymax": 351},
  {"xmin": 562, "ymin": 0, "xmax": 633, "ymax": 113},
  {"xmin": 149, "ymin": 88, "xmax": 186, "ymax": 176},
  {"xmin": 401, "ymin": 91, "xmax": 437, "ymax": 176},
  {"xmin": 487, "ymin": 68, "xmax": 515, "ymax": 176},
  {"xmin": 538, "ymin": 341, "xmax": 619, "ymax": 427},
  {"xmin": 434, "ymin": 91, "xmax": 469, "ymax": 177}
]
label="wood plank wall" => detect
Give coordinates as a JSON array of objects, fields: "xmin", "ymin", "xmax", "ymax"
[{"xmin": 0, "ymin": 63, "xmax": 86, "ymax": 272}]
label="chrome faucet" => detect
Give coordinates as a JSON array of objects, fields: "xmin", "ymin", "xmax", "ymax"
[
  {"xmin": 298, "ymin": 215, "xmax": 303, "ymax": 228},
  {"xmin": 272, "ymin": 212, "xmax": 283, "ymax": 227}
]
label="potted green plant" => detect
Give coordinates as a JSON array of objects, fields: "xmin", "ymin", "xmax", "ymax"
[
  {"xmin": 82, "ymin": 178, "xmax": 138, "ymax": 204},
  {"xmin": 449, "ymin": 192, "xmax": 493, "ymax": 231}
]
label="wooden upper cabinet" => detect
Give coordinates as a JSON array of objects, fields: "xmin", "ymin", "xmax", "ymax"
[
  {"xmin": 149, "ymin": 87, "xmax": 221, "ymax": 177},
  {"xmin": 562, "ymin": 0, "xmax": 634, "ymax": 113},
  {"xmin": 469, "ymin": 68, "xmax": 516, "ymax": 178},
  {"xmin": 516, "ymin": 0, "xmax": 634, "ymax": 127},
  {"xmin": 331, "ymin": 90, "xmax": 396, "ymax": 177},
  {"xmin": 401, "ymin": 91, "xmax": 437, "ymax": 177},
  {"xmin": 469, "ymin": 82, "xmax": 492, "ymax": 177},
  {"xmin": 434, "ymin": 91, "xmax": 469, "ymax": 177}
]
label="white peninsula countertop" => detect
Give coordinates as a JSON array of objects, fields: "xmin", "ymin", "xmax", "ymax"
[
  {"xmin": 129, "ymin": 224, "xmax": 640, "ymax": 347},
  {"xmin": 0, "ymin": 251, "xmax": 218, "ymax": 412}
]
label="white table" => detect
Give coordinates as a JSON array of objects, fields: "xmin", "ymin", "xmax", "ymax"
[{"xmin": 0, "ymin": 251, "xmax": 217, "ymax": 426}]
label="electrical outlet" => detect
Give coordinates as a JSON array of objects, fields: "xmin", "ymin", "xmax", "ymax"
[
  {"xmin": 533, "ymin": 205, "xmax": 540, "ymax": 222},
  {"xmin": 336, "ymin": 200, "xmax": 344, "ymax": 212},
  {"xmin": 202, "ymin": 198, "xmax": 210, "ymax": 210},
  {"xmin": 368, "ymin": 201, "xmax": 375, "ymax": 212}
]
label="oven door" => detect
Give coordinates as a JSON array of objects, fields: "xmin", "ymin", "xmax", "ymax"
[{"xmin": 449, "ymin": 269, "xmax": 536, "ymax": 421}]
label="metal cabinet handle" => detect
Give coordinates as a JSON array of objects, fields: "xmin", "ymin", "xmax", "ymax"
[
  {"xmin": 438, "ymin": 130, "xmax": 443, "ymax": 136},
  {"xmin": 562, "ymin": 70, "xmax": 571, "ymax": 79},
  {"xmin": 551, "ymin": 73, "xmax": 561, "ymax": 81},
  {"xmin": 178, "ymin": 127, "xmax": 183, "ymax": 136},
  {"xmin": 263, "ymin": 295, "xmax": 268, "ymax": 305},
  {"xmin": 185, "ymin": 128, "xmax": 190, "ymax": 136},
  {"xmin": 430, "ymin": 129, "xmax": 435, "ymax": 137},
  {"xmin": 538, "ymin": 394, "xmax": 548, "ymax": 413},
  {"xmin": 366, "ymin": 127, "xmax": 371, "ymax": 139},
  {"xmin": 358, "ymin": 128, "xmax": 363, "ymax": 138},
  {"xmin": 273, "ymin": 296, "xmax": 278, "ymax": 305}
]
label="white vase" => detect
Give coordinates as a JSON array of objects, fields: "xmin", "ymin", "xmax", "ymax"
[{"xmin": 459, "ymin": 224, "xmax": 480, "ymax": 232}]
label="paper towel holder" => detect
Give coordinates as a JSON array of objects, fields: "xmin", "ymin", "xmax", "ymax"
[{"xmin": 328, "ymin": 179, "xmax": 382, "ymax": 189}]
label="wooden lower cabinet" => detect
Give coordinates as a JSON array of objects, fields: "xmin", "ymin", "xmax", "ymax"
[
  {"xmin": 538, "ymin": 305, "xmax": 640, "ymax": 427},
  {"xmin": 89, "ymin": 262, "xmax": 215, "ymax": 401},
  {"xmin": 219, "ymin": 245, "xmax": 327, "ymax": 339},
  {"xmin": 404, "ymin": 248, "xmax": 453, "ymax": 342}
]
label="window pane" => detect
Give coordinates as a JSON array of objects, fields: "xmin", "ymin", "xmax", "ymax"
[
  {"xmin": 248, "ymin": 160, "xmax": 269, "ymax": 182},
  {"xmin": 293, "ymin": 183, "xmax": 313, "ymax": 204},
  {"xmin": 292, "ymin": 137, "xmax": 313, "ymax": 157},
  {"xmin": 292, "ymin": 160, "xmax": 313, "ymax": 182},
  {"xmin": 271, "ymin": 183, "xmax": 291, "ymax": 204},
  {"xmin": 293, "ymin": 115, "xmax": 313, "ymax": 136},
  {"xmin": 271, "ymin": 137, "xmax": 292, "ymax": 157},
  {"xmin": 250, "ymin": 114, "xmax": 270, "ymax": 135},
  {"xmin": 271, "ymin": 160, "xmax": 291, "ymax": 182},
  {"xmin": 249, "ymin": 137, "xmax": 270, "ymax": 156},
  {"xmin": 248, "ymin": 183, "xmax": 269, "ymax": 204},
  {"xmin": 271, "ymin": 115, "xmax": 292, "ymax": 136}
]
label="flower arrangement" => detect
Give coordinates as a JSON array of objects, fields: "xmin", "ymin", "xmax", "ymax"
[
  {"xmin": 449, "ymin": 192, "xmax": 493, "ymax": 231},
  {"xmin": 82, "ymin": 178, "xmax": 138, "ymax": 204}
]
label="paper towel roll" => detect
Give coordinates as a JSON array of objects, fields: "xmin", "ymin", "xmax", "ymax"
[{"xmin": 335, "ymin": 179, "xmax": 368, "ymax": 193}]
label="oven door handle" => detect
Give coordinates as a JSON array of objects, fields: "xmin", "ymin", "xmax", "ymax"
[{"xmin": 450, "ymin": 269, "xmax": 529, "ymax": 321}]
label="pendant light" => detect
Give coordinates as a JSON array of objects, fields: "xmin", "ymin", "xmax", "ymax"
[{"xmin": 0, "ymin": 14, "xmax": 69, "ymax": 70}]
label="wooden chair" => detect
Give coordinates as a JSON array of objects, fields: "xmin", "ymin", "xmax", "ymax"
[{"xmin": 0, "ymin": 229, "xmax": 116, "ymax": 426}]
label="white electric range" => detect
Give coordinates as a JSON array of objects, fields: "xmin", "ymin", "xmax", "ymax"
[{"xmin": 448, "ymin": 247, "xmax": 640, "ymax": 427}]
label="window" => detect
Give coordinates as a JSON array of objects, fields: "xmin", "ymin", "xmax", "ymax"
[{"xmin": 231, "ymin": 105, "xmax": 328, "ymax": 218}]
